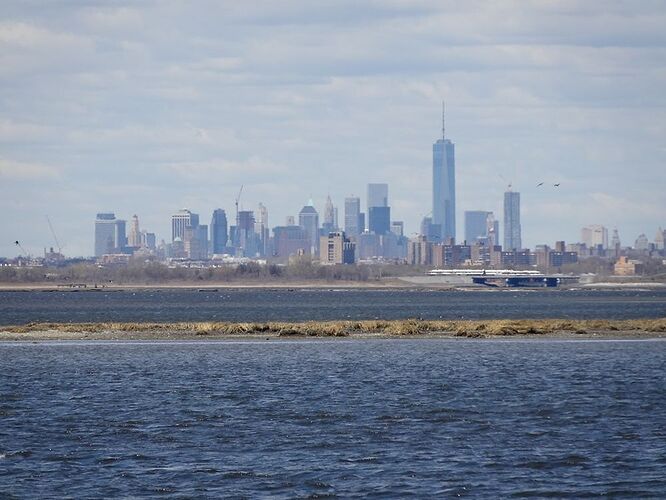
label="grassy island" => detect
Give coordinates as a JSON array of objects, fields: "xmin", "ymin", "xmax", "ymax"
[{"xmin": 2, "ymin": 318, "xmax": 665, "ymax": 341}]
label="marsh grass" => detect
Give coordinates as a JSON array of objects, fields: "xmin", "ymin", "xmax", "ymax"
[{"xmin": 3, "ymin": 318, "xmax": 666, "ymax": 337}]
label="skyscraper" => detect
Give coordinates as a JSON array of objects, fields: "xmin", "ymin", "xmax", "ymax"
[
  {"xmin": 344, "ymin": 196, "xmax": 362, "ymax": 237},
  {"xmin": 367, "ymin": 183, "xmax": 390, "ymax": 235},
  {"xmin": 128, "ymin": 214, "xmax": 141, "ymax": 247},
  {"xmin": 367, "ymin": 183, "xmax": 388, "ymax": 211},
  {"xmin": 323, "ymin": 195, "xmax": 335, "ymax": 226},
  {"xmin": 210, "ymin": 209, "xmax": 228, "ymax": 254},
  {"xmin": 172, "ymin": 209, "xmax": 198, "ymax": 242},
  {"xmin": 95, "ymin": 213, "xmax": 117, "ymax": 257},
  {"xmin": 94, "ymin": 213, "xmax": 127, "ymax": 257},
  {"xmin": 503, "ymin": 190, "xmax": 522, "ymax": 250},
  {"xmin": 464, "ymin": 211, "xmax": 491, "ymax": 244},
  {"xmin": 299, "ymin": 199, "xmax": 320, "ymax": 256},
  {"xmin": 237, "ymin": 210, "xmax": 256, "ymax": 256},
  {"xmin": 581, "ymin": 225, "xmax": 608, "ymax": 249},
  {"xmin": 433, "ymin": 102, "xmax": 456, "ymax": 242},
  {"xmin": 256, "ymin": 203, "xmax": 269, "ymax": 257}
]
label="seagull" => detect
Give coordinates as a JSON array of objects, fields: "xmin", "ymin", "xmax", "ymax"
[
  {"xmin": 554, "ymin": 183, "xmax": 560, "ymax": 187},
  {"xmin": 536, "ymin": 182, "xmax": 544, "ymax": 187}
]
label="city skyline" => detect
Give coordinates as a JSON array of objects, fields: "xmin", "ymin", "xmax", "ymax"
[{"xmin": 1, "ymin": 2, "xmax": 665, "ymax": 257}]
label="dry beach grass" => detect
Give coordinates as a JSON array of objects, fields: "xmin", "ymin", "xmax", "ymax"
[{"xmin": 2, "ymin": 318, "xmax": 666, "ymax": 340}]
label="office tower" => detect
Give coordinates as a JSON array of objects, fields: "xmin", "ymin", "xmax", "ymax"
[
  {"xmin": 464, "ymin": 211, "xmax": 492, "ymax": 244},
  {"xmin": 581, "ymin": 225, "xmax": 608, "ymax": 249},
  {"xmin": 185, "ymin": 224, "xmax": 208, "ymax": 260},
  {"xmin": 115, "ymin": 219, "xmax": 127, "ymax": 250},
  {"xmin": 323, "ymin": 196, "xmax": 336, "ymax": 229},
  {"xmin": 368, "ymin": 207, "xmax": 391, "ymax": 235},
  {"xmin": 367, "ymin": 183, "xmax": 390, "ymax": 235},
  {"xmin": 272, "ymin": 225, "xmax": 309, "ymax": 262},
  {"xmin": 286, "ymin": 216, "xmax": 295, "ymax": 226},
  {"xmin": 172, "ymin": 209, "xmax": 199, "ymax": 242},
  {"xmin": 210, "ymin": 209, "xmax": 228, "ymax": 254},
  {"xmin": 95, "ymin": 213, "xmax": 115, "ymax": 256},
  {"xmin": 237, "ymin": 210, "xmax": 256, "ymax": 256},
  {"xmin": 503, "ymin": 190, "xmax": 521, "ymax": 250},
  {"xmin": 320, "ymin": 231, "xmax": 356, "ymax": 264},
  {"xmin": 344, "ymin": 197, "xmax": 362, "ymax": 237},
  {"xmin": 127, "ymin": 215, "xmax": 141, "ymax": 247},
  {"xmin": 635, "ymin": 233, "xmax": 649, "ymax": 251},
  {"xmin": 420, "ymin": 216, "xmax": 441, "ymax": 243},
  {"xmin": 298, "ymin": 199, "xmax": 320, "ymax": 256},
  {"xmin": 367, "ymin": 183, "xmax": 388, "ymax": 212},
  {"xmin": 94, "ymin": 213, "xmax": 126, "ymax": 256},
  {"xmin": 256, "ymin": 203, "xmax": 269, "ymax": 257},
  {"xmin": 655, "ymin": 228, "xmax": 665, "ymax": 250},
  {"xmin": 611, "ymin": 228, "xmax": 621, "ymax": 249},
  {"xmin": 432, "ymin": 102, "xmax": 456, "ymax": 242},
  {"xmin": 391, "ymin": 221, "xmax": 404, "ymax": 237},
  {"xmin": 142, "ymin": 232, "xmax": 156, "ymax": 250}
]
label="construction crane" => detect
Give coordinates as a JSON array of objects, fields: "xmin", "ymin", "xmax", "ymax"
[
  {"xmin": 46, "ymin": 215, "xmax": 62, "ymax": 254},
  {"xmin": 235, "ymin": 184, "xmax": 244, "ymax": 226},
  {"xmin": 234, "ymin": 185, "xmax": 244, "ymax": 248}
]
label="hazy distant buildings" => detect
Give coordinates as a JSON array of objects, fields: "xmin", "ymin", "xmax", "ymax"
[
  {"xmin": 299, "ymin": 200, "xmax": 320, "ymax": 256},
  {"xmin": 391, "ymin": 221, "xmax": 404, "ymax": 237},
  {"xmin": 210, "ymin": 209, "xmax": 228, "ymax": 254},
  {"xmin": 432, "ymin": 103, "xmax": 456, "ymax": 242},
  {"xmin": 581, "ymin": 225, "xmax": 608, "ymax": 250},
  {"xmin": 367, "ymin": 183, "xmax": 388, "ymax": 210},
  {"xmin": 503, "ymin": 190, "xmax": 521, "ymax": 250},
  {"xmin": 344, "ymin": 197, "xmax": 362, "ymax": 237},
  {"xmin": 94, "ymin": 213, "xmax": 126, "ymax": 257}
]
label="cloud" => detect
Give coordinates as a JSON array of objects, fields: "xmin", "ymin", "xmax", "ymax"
[
  {"xmin": 0, "ymin": 158, "xmax": 60, "ymax": 179},
  {"xmin": 0, "ymin": 1, "xmax": 665, "ymax": 256}
]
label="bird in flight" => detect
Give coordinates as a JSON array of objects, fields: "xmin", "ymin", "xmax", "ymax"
[
  {"xmin": 554, "ymin": 183, "xmax": 560, "ymax": 187},
  {"xmin": 537, "ymin": 182, "xmax": 544, "ymax": 187}
]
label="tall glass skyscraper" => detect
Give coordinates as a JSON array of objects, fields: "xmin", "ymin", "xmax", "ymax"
[
  {"xmin": 298, "ymin": 199, "xmax": 320, "ymax": 256},
  {"xmin": 433, "ymin": 103, "xmax": 455, "ymax": 242},
  {"xmin": 503, "ymin": 190, "xmax": 522, "ymax": 250},
  {"xmin": 464, "ymin": 211, "xmax": 491, "ymax": 244},
  {"xmin": 344, "ymin": 197, "xmax": 362, "ymax": 237},
  {"xmin": 210, "ymin": 209, "xmax": 228, "ymax": 254}
]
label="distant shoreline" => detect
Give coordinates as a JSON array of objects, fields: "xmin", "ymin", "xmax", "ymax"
[
  {"xmin": 2, "ymin": 318, "xmax": 664, "ymax": 342},
  {"xmin": 0, "ymin": 281, "xmax": 663, "ymax": 292}
]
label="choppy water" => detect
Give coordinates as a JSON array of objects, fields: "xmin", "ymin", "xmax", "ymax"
[
  {"xmin": 1, "ymin": 339, "xmax": 665, "ymax": 497},
  {"xmin": 1, "ymin": 288, "xmax": 665, "ymax": 325}
]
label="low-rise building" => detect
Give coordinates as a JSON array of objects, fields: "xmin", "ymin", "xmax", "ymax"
[{"xmin": 614, "ymin": 256, "xmax": 644, "ymax": 276}]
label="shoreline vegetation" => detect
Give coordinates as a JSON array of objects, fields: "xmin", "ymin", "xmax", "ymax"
[{"xmin": 2, "ymin": 318, "xmax": 665, "ymax": 341}]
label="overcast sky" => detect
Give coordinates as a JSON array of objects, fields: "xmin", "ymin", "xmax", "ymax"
[{"xmin": 1, "ymin": 0, "xmax": 665, "ymax": 257}]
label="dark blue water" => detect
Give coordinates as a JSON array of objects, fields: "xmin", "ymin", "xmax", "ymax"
[
  {"xmin": 1, "ymin": 289, "xmax": 665, "ymax": 325},
  {"xmin": 1, "ymin": 339, "xmax": 665, "ymax": 497}
]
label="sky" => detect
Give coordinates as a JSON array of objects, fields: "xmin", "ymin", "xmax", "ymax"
[{"xmin": 1, "ymin": 0, "xmax": 665, "ymax": 257}]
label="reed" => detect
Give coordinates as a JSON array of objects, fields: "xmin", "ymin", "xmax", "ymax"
[{"xmin": 2, "ymin": 318, "xmax": 665, "ymax": 338}]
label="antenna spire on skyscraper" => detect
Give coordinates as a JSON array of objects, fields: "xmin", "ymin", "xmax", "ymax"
[{"xmin": 442, "ymin": 100, "xmax": 446, "ymax": 140}]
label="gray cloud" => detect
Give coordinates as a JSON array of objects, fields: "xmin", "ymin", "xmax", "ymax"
[{"xmin": 1, "ymin": 0, "xmax": 664, "ymax": 256}]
